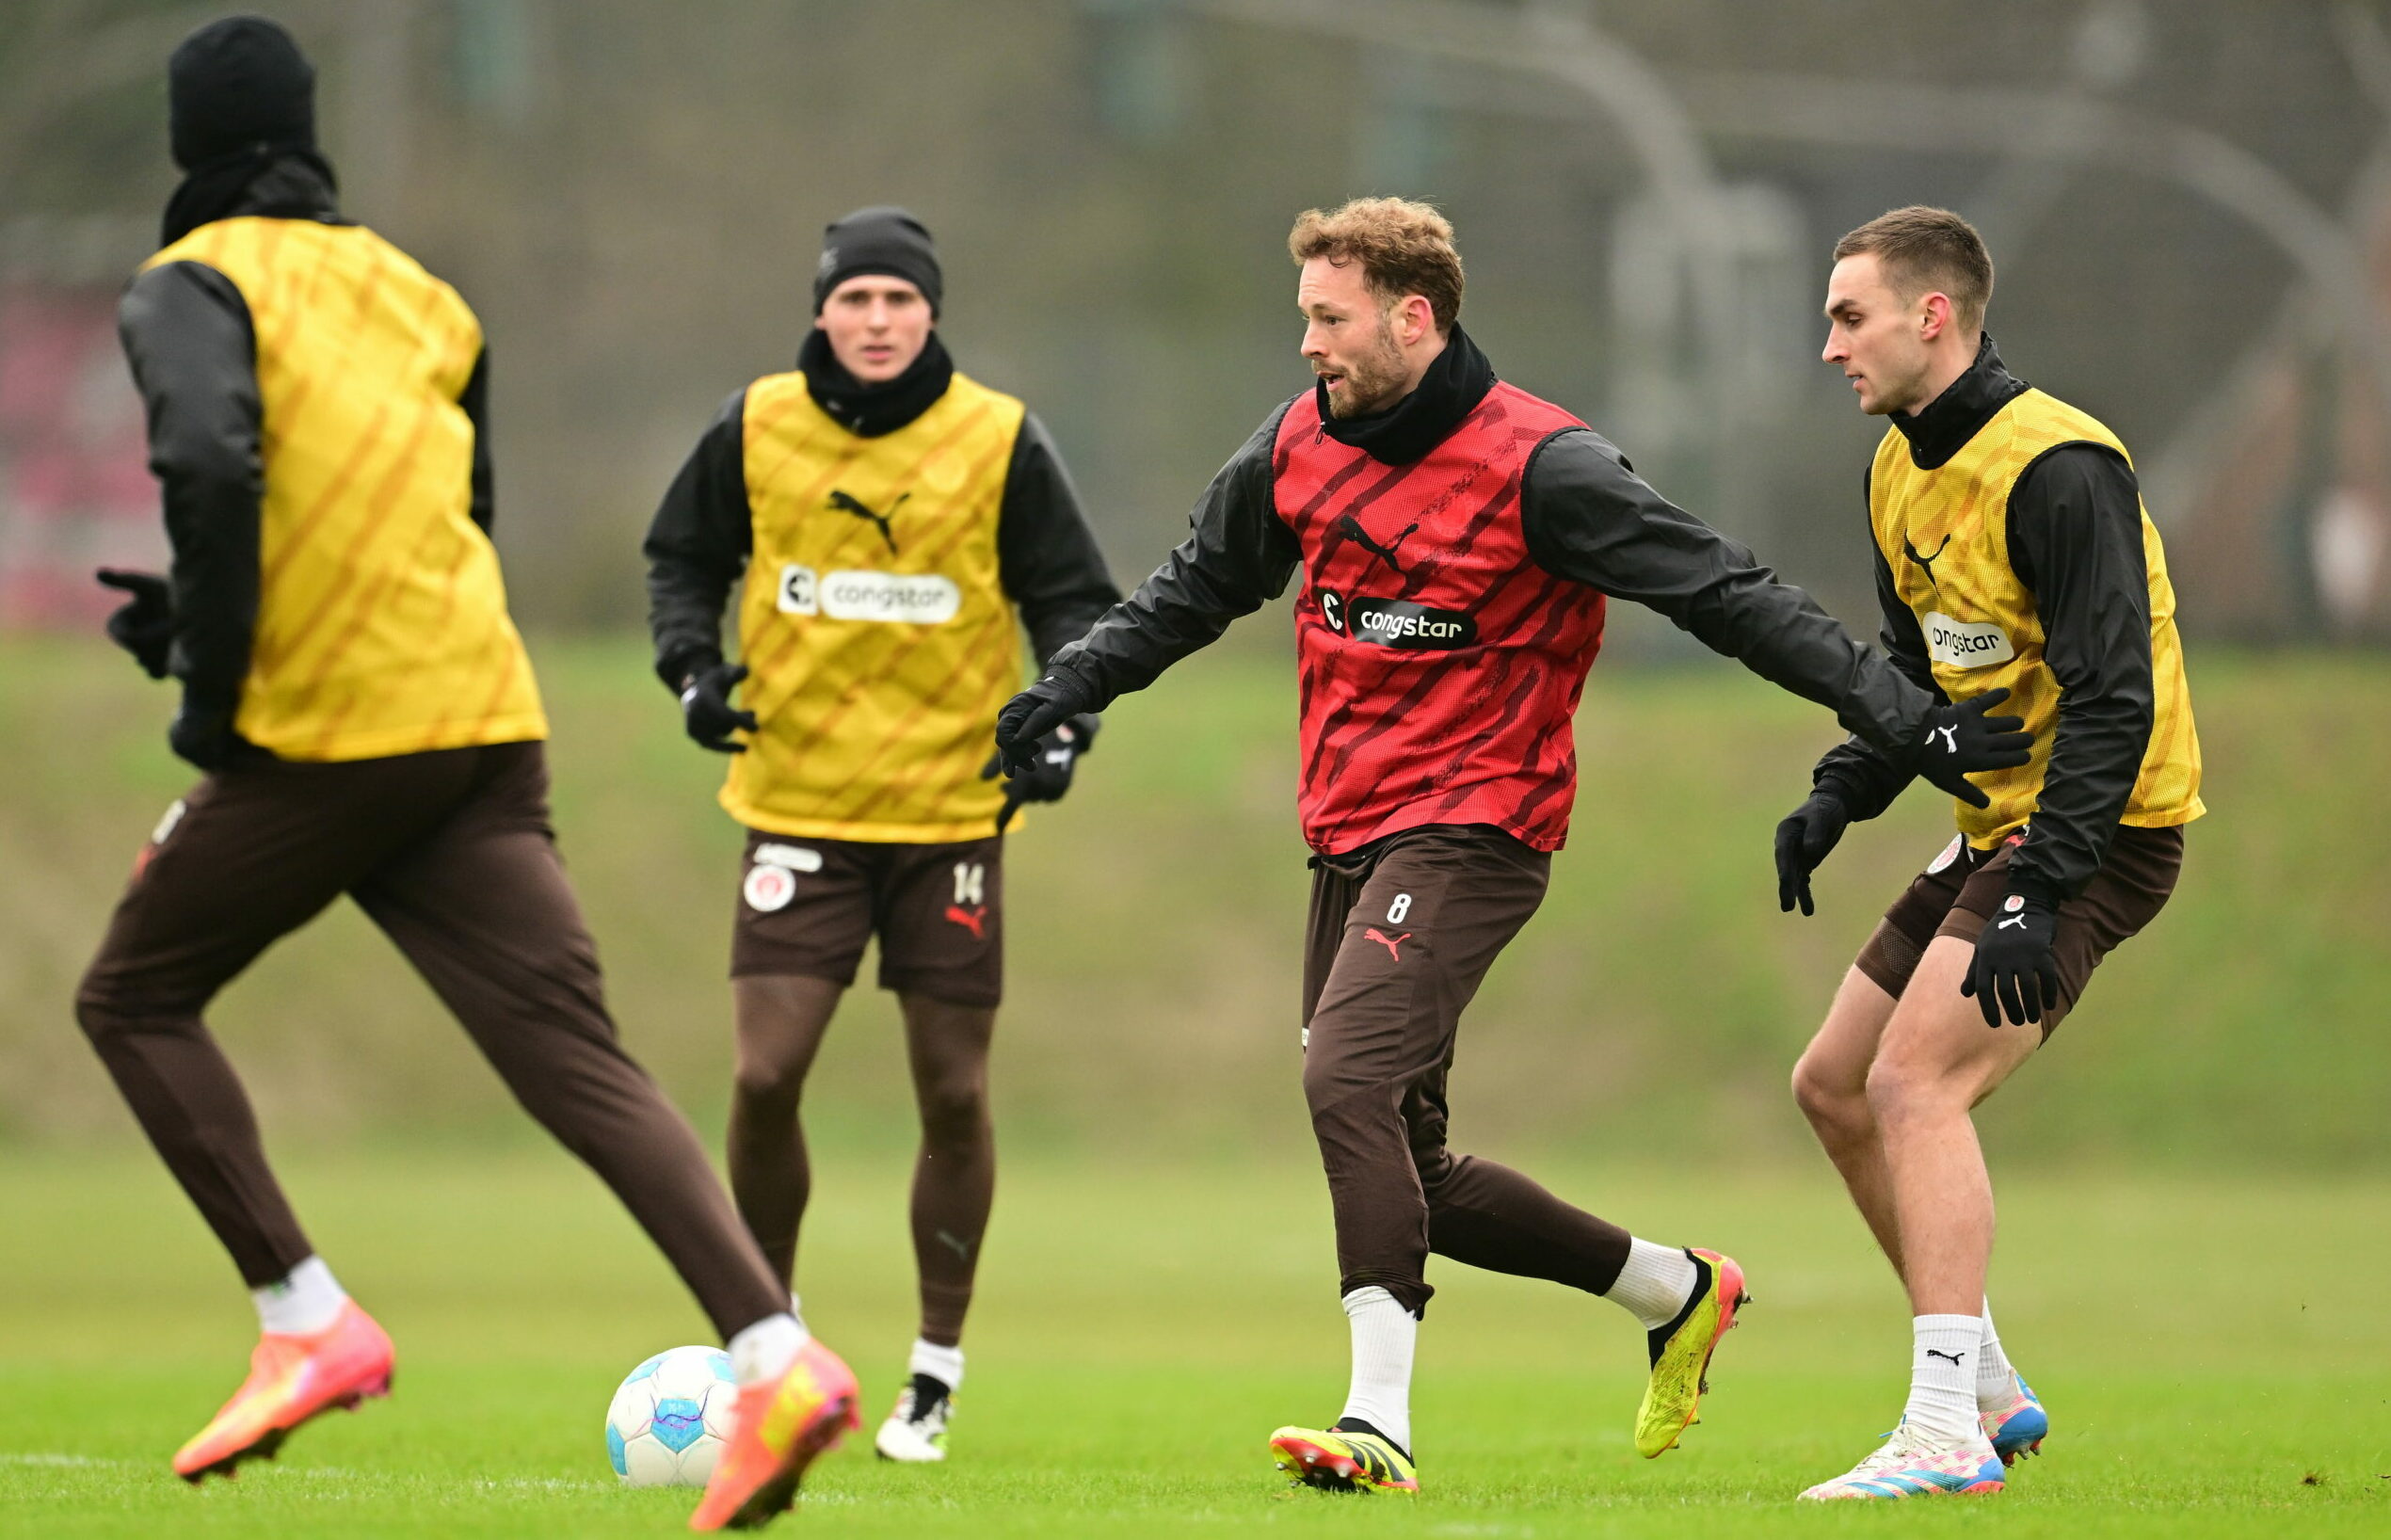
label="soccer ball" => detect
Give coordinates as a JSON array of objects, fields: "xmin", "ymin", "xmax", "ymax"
[{"xmin": 604, "ymin": 1345, "xmax": 738, "ymax": 1487}]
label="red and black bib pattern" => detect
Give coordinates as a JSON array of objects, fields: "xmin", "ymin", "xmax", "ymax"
[{"xmin": 1275, "ymin": 383, "xmax": 1605, "ymax": 855}]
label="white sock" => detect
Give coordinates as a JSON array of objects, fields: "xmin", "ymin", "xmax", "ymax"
[
  {"xmin": 908, "ymin": 1338, "xmax": 964, "ymax": 1395},
  {"xmin": 252, "ymin": 1256, "xmax": 347, "ymax": 1336},
  {"xmin": 1904, "ymin": 1314, "xmax": 1984, "ymax": 1443},
  {"xmin": 1605, "ymin": 1239, "xmax": 1698, "ymax": 1331},
  {"xmin": 727, "ymin": 1311, "xmax": 810, "ymax": 1386},
  {"xmin": 1976, "ymin": 1296, "xmax": 2019, "ymax": 1406},
  {"xmin": 1338, "ymin": 1287, "xmax": 1416, "ymax": 1454}
]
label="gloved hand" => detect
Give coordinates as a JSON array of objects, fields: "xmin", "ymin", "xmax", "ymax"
[
  {"xmin": 979, "ymin": 714, "xmax": 1099, "ymax": 833},
  {"xmin": 1773, "ymin": 789, "xmax": 1852, "ymax": 917},
  {"xmin": 168, "ymin": 697, "xmax": 237, "ymax": 772},
  {"xmin": 97, "ymin": 569, "xmax": 174, "ymax": 680},
  {"xmin": 1962, "ymin": 883, "xmax": 2061, "ymax": 1027},
  {"xmin": 679, "ymin": 660, "xmax": 758, "ymax": 753},
  {"xmin": 992, "ymin": 669, "xmax": 1096, "ymax": 775},
  {"xmin": 1913, "ymin": 688, "xmax": 2032, "ymax": 809}
]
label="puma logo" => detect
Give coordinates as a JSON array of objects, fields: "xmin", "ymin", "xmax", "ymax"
[
  {"xmin": 935, "ymin": 1228, "xmax": 974, "ymax": 1262},
  {"xmin": 1336, "ymin": 513, "xmax": 1420, "ymax": 576},
  {"xmin": 1363, "ymin": 927, "xmax": 1412, "ymax": 962},
  {"xmin": 1925, "ymin": 1348, "xmax": 1967, "ymax": 1367},
  {"xmin": 828, "ymin": 489, "xmax": 908, "ymax": 554},
  {"xmin": 944, "ymin": 904, "xmax": 987, "ymax": 940},
  {"xmin": 1995, "ymin": 915, "xmax": 2029, "ymax": 931},
  {"xmin": 1927, "ymin": 723, "xmax": 1959, "ymax": 756},
  {"xmin": 1903, "ymin": 532, "xmax": 1952, "ymax": 589}
]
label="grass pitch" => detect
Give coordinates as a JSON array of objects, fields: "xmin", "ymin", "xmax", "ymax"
[{"xmin": 3, "ymin": 1150, "xmax": 2384, "ymax": 1537}]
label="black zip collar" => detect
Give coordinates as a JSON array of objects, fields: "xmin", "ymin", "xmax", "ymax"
[
  {"xmin": 1315, "ymin": 325, "xmax": 1496, "ymax": 465},
  {"xmin": 1889, "ymin": 333, "xmax": 2030, "ymax": 470},
  {"xmin": 799, "ymin": 329, "xmax": 955, "ymax": 439}
]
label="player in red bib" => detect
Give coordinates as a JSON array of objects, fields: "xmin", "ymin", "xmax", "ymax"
[{"xmin": 997, "ymin": 199, "xmax": 2027, "ymax": 1492}]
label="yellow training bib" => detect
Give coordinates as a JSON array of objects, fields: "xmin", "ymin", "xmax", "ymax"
[
  {"xmin": 142, "ymin": 218, "xmax": 545, "ymax": 761},
  {"xmin": 722, "ymin": 369, "xmax": 1026, "ymax": 842},
  {"xmin": 1869, "ymin": 388, "xmax": 2203, "ymax": 846}
]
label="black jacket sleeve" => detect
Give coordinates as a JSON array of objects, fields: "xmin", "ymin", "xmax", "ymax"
[
  {"xmin": 117, "ymin": 260, "xmax": 263, "ymax": 712},
  {"xmin": 1045, "ymin": 402, "xmax": 1301, "ymax": 707},
  {"xmin": 642, "ymin": 388, "xmax": 754, "ymax": 690},
  {"xmin": 2003, "ymin": 443, "xmax": 2154, "ymax": 900},
  {"xmin": 1520, "ymin": 428, "xmax": 1936, "ymax": 751},
  {"xmin": 1807, "ymin": 468, "xmax": 1941, "ymax": 818},
  {"xmin": 997, "ymin": 411, "xmax": 1122, "ymax": 664},
  {"xmin": 458, "ymin": 346, "xmax": 493, "ymax": 535}
]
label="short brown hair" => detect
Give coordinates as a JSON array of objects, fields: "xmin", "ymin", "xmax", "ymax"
[
  {"xmin": 1834, "ymin": 206, "xmax": 1994, "ymax": 329},
  {"xmin": 1289, "ymin": 197, "xmax": 1465, "ymax": 333}
]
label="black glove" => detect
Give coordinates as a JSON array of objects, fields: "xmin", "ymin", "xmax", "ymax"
[
  {"xmin": 993, "ymin": 669, "xmax": 1096, "ymax": 776},
  {"xmin": 1961, "ymin": 882, "xmax": 2061, "ymax": 1027},
  {"xmin": 1913, "ymin": 688, "xmax": 2032, "ymax": 810},
  {"xmin": 168, "ymin": 697, "xmax": 237, "ymax": 772},
  {"xmin": 978, "ymin": 714, "xmax": 1099, "ymax": 832},
  {"xmin": 1773, "ymin": 789, "xmax": 1852, "ymax": 917},
  {"xmin": 678, "ymin": 660, "xmax": 758, "ymax": 754},
  {"xmin": 97, "ymin": 568, "xmax": 174, "ymax": 680}
]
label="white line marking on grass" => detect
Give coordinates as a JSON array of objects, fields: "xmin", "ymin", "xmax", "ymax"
[{"xmin": 0, "ymin": 1453, "xmax": 122, "ymax": 1468}]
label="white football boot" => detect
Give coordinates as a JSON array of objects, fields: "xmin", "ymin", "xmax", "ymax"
[{"xmin": 874, "ymin": 1375, "xmax": 954, "ymax": 1463}]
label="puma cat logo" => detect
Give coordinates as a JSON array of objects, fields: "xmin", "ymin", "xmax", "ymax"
[
  {"xmin": 1903, "ymin": 532, "xmax": 1952, "ymax": 589},
  {"xmin": 1337, "ymin": 513, "xmax": 1420, "ymax": 576},
  {"xmin": 828, "ymin": 489, "xmax": 908, "ymax": 554}
]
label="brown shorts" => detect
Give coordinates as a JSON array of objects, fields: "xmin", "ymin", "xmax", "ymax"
[
  {"xmin": 730, "ymin": 830, "xmax": 1003, "ymax": 1007},
  {"xmin": 1854, "ymin": 824, "xmax": 2185, "ymax": 1035}
]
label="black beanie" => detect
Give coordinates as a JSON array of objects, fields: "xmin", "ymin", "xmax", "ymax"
[
  {"xmin": 169, "ymin": 16, "xmax": 316, "ymax": 171},
  {"xmin": 812, "ymin": 207, "xmax": 942, "ymax": 317}
]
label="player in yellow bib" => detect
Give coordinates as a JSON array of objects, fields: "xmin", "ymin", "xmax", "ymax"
[
  {"xmin": 644, "ymin": 208, "xmax": 1118, "ymax": 1462},
  {"xmin": 78, "ymin": 21, "xmax": 853, "ymax": 1529},
  {"xmin": 1776, "ymin": 208, "xmax": 2203, "ymax": 1501}
]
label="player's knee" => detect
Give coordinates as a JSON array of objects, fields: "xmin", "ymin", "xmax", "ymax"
[
  {"xmin": 1790, "ymin": 1052, "xmax": 1865, "ymax": 1133},
  {"xmin": 732, "ymin": 1052, "xmax": 809, "ymax": 1111},
  {"xmin": 72, "ymin": 980, "xmax": 168, "ymax": 1050},
  {"xmin": 1863, "ymin": 1052, "xmax": 1961, "ymax": 1126},
  {"xmin": 915, "ymin": 1074, "xmax": 988, "ymax": 1148}
]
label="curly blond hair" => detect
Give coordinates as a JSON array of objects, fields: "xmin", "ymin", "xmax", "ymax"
[{"xmin": 1289, "ymin": 197, "xmax": 1465, "ymax": 333}]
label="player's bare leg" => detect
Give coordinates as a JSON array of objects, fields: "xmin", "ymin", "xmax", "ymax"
[
  {"xmin": 875, "ymin": 994, "xmax": 996, "ymax": 1460},
  {"xmin": 1791, "ymin": 969, "xmax": 1906, "ymax": 1272},
  {"xmin": 1800, "ymin": 937, "xmax": 2041, "ymax": 1500},
  {"xmin": 728, "ymin": 975, "xmax": 844, "ymax": 1286},
  {"xmin": 1866, "ymin": 937, "xmax": 2041, "ymax": 1318}
]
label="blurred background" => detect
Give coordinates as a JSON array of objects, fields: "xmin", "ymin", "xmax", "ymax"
[{"xmin": 2, "ymin": 0, "xmax": 2385, "ymax": 1173}]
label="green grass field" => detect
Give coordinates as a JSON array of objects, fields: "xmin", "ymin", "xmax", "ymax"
[{"xmin": 3, "ymin": 1152, "xmax": 2385, "ymax": 1537}]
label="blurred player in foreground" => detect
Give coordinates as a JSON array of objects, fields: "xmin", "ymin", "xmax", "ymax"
[
  {"xmin": 996, "ymin": 197, "xmax": 2029, "ymax": 1495},
  {"xmin": 644, "ymin": 207, "xmax": 1117, "ymax": 1462},
  {"xmin": 1778, "ymin": 206, "xmax": 2202, "ymax": 1501},
  {"xmin": 80, "ymin": 18, "xmax": 849, "ymax": 1529}
]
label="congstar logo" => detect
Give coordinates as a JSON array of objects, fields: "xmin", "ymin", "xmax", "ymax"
[{"xmin": 1317, "ymin": 591, "xmax": 1477, "ymax": 650}]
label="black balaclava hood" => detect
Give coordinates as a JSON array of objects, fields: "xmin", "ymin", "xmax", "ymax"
[
  {"xmin": 812, "ymin": 206, "xmax": 943, "ymax": 317},
  {"xmin": 160, "ymin": 16, "xmax": 338, "ymax": 247}
]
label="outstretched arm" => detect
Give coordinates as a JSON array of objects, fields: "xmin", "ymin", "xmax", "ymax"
[
  {"xmin": 1520, "ymin": 427, "xmax": 1934, "ymax": 748},
  {"xmin": 996, "ymin": 402, "xmax": 1302, "ymax": 767}
]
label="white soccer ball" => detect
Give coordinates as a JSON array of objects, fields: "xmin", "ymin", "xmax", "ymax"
[{"xmin": 604, "ymin": 1345, "xmax": 739, "ymax": 1487}]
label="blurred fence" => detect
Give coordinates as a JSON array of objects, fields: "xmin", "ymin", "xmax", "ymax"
[{"xmin": 5, "ymin": 0, "xmax": 2391, "ymax": 640}]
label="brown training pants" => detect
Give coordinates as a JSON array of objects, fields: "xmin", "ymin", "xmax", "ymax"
[
  {"xmin": 73, "ymin": 740, "xmax": 787, "ymax": 1338},
  {"xmin": 1304, "ymin": 824, "xmax": 1634, "ymax": 1316}
]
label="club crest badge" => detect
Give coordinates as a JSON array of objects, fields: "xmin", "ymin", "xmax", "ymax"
[{"xmin": 743, "ymin": 862, "xmax": 797, "ymax": 913}]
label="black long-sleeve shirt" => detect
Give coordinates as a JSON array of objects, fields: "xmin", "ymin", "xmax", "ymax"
[
  {"xmin": 1809, "ymin": 337, "xmax": 2155, "ymax": 900},
  {"xmin": 1047, "ymin": 331, "xmax": 1942, "ymax": 759},
  {"xmin": 642, "ymin": 383, "xmax": 1120, "ymax": 689}
]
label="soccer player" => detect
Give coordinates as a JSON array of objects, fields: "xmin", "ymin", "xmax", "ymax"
[
  {"xmin": 643, "ymin": 207, "xmax": 1118, "ymax": 1463},
  {"xmin": 994, "ymin": 198, "xmax": 2028, "ymax": 1494},
  {"xmin": 1777, "ymin": 207, "xmax": 2202, "ymax": 1500},
  {"xmin": 80, "ymin": 19, "xmax": 851, "ymax": 1529}
]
